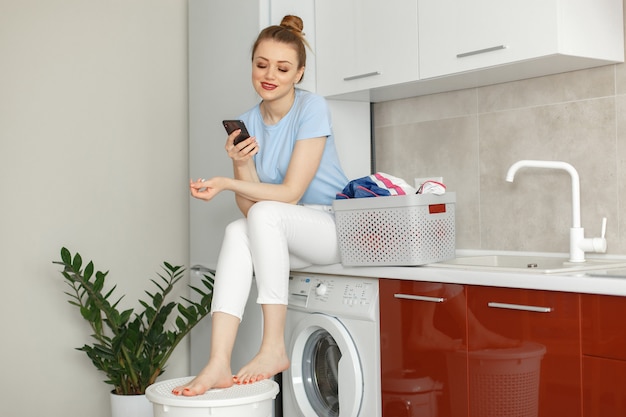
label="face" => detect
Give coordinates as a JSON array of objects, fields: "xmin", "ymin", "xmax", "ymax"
[{"xmin": 252, "ymin": 39, "xmax": 305, "ymax": 104}]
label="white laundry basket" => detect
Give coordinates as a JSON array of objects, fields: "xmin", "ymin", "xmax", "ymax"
[
  {"xmin": 146, "ymin": 377, "xmax": 279, "ymax": 417},
  {"xmin": 333, "ymin": 193, "xmax": 456, "ymax": 266}
]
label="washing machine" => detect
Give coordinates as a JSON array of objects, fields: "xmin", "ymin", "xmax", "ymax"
[{"xmin": 283, "ymin": 272, "xmax": 381, "ymax": 417}]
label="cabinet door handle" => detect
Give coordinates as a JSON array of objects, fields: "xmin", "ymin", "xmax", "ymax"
[
  {"xmin": 394, "ymin": 293, "xmax": 445, "ymax": 303},
  {"xmin": 487, "ymin": 302, "xmax": 552, "ymax": 313},
  {"xmin": 343, "ymin": 71, "xmax": 381, "ymax": 81},
  {"xmin": 457, "ymin": 45, "xmax": 506, "ymax": 58}
]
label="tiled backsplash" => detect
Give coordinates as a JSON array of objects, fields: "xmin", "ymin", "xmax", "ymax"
[{"xmin": 373, "ymin": 61, "xmax": 626, "ymax": 254}]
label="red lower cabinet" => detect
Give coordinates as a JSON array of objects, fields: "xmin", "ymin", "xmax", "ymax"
[
  {"xmin": 466, "ymin": 286, "xmax": 582, "ymax": 417},
  {"xmin": 581, "ymin": 293, "xmax": 626, "ymax": 416},
  {"xmin": 380, "ymin": 280, "xmax": 584, "ymax": 417},
  {"xmin": 379, "ymin": 279, "xmax": 468, "ymax": 417}
]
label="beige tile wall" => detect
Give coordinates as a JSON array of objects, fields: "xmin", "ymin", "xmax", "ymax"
[{"xmin": 374, "ymin": 33, "xmax": 626, "ymax": 254}]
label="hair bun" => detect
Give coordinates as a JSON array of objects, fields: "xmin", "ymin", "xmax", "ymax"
[{"xmin": 280, "ymin": 15, "xmax": 304, "ymax": 35}]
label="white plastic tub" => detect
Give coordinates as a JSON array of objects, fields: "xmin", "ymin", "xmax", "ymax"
[{"xmin": 146, "ymin": 377, "xmax": 279, "ymax": 417}]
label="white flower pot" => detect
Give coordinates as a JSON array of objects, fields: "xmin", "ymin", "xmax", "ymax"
[{"xmin": 110, "ymin": 392, "xmax": 153, "ymax": 417}]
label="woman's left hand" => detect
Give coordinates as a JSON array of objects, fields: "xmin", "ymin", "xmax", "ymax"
[{"xmin": 190, "ymin": 177, "xmax": 223, "ymax": 202}]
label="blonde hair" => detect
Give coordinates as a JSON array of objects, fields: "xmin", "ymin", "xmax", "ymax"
[{"xmin": 252, "ymin": 15, "xmax": 309, "ymax": 83}]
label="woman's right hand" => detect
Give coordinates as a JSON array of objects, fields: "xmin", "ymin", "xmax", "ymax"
[
  {"xmin": 226, "ymin": 130, "xmax": 258, "ymax": 162},
  {"xmin": 190, "ymin": 177, "xmax": 223, "ymax": 202}
]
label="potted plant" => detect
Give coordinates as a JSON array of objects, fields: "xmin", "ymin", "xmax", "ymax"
[{"xmin": 54, "ymin": 247, "xmax": 214, "ymax": 416}]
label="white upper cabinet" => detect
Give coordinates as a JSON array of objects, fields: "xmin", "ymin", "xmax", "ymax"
[
  {"xmin": 419, "ymin": 0, "xmax": 624, "ymax": 80},
  {"xmin": 315, "ymin": 0, "xmax": 419, "ymax": 98},
  {"xmin": 314, "ymin": 0, "xmax": 623, "ymax": 101}
]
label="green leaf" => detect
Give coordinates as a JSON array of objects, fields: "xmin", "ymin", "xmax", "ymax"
[
  {"xmin": 60, "ymin": 247, "xmax": 71, "ymax": 264},
  {"xmin": 93, "ymin": 273, "xmax": 105, "ymax": 293},
  {"xmin": 149, "ymin": 279, "xmax": 165, "ymax": 293},
  {"xmin": 84, "ymin": 261, "xmax": 94, "ymax": 280},
  {"xmin": 80, "ymin": 306, "xmax": 91, "ymax": 320},
  {"xmin": 178, "ymin": 305, "xmax": 198, "ymax": 322},
  {"xmin": 72, "ymin": 252, "xmax": 82, "ymax": 272},
  {"xmin": 119, "ymin": 309, "xmax": 134, "ymax": 325},
  {"xmin": 152, "ymin": 293, "xmax": 163, "ymax": 309}
]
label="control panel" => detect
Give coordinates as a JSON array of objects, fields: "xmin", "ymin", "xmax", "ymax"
[{"xmin": 288, "ymin": 272, "xmax": 379, "ymax": 321}]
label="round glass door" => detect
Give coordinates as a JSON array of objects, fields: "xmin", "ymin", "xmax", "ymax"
[
  {"xmin": 302, "ymin": 328, "xmax": 342, "ymax": 415},
  {"xmin": 289, "ymin": 313, "xmax": 363, "ymax": 417}
]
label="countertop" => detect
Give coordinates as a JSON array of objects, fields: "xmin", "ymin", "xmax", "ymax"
[{"xmin": 297, "ymin": 251, "xmax": 626, "ymax": 297}]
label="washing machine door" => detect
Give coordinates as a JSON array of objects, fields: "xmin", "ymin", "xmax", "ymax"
[{"xmin": 288, "ymin": 313, "xmax": 363, "ymax": 417}]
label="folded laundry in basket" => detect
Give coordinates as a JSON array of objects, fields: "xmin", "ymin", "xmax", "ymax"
[
  {"xmin": 336, "ymin": 172, "xmax": 417, "ymax": 199},
  {"xmin": 417, "ymin": 180, "xmax": 446, "ymax": 195}
]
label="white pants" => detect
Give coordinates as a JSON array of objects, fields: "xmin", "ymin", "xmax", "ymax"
[{"xmin": 210, "ymin": 201, "xmax": 341, "ymax": 320}]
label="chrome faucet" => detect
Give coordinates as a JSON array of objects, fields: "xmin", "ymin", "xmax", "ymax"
[{"xmin": 505, "ymin": 160, "xmax": 607, "ymax": 263}]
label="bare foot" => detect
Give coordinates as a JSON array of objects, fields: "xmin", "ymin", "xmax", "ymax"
[
  {"xmin": 234, "ymin": 349, "xmax": 290, "ymax": 385},
  {"xmin": 172, "ymin": 359, "xmax": 234, "ymax": 396}
]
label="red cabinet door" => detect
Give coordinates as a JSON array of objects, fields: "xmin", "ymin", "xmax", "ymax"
[
  {"xmin": 379, "ymin": 279, "xmax": 468, "ymax": 417},
  {"xmin": 581, "ymin": 293, "xmax": 626, "ymax": 361},
  {"xmin": 466, "ymin": 286, "xmax": 582, "ymax": 417},
  {"xmin": 581, "ymin": 293, "xmax": 626, "ymax": 416}
]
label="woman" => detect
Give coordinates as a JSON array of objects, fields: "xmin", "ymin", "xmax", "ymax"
[{"xmin": 173, "ymin": 15, "xmax": 348, "ymax": 396}]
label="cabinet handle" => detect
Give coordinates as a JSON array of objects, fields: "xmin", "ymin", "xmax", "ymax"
[
  {"xmin": 487, "ymin": 302, "xmax": 552, "ymax": 313},
  {"xmin": 343, "ymin": 71, "xmax": 381, "ymax": 81},
  {"xmin": 457, "ymin": 45, "xmax": 506, "ymax": 58},
  {"xmin": 394, "ymin": 293, "xmax": 445, "ymax": 303}
]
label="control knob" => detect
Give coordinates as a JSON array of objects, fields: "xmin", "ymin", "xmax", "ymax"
[{"xmin": 315, "ymin": 282, "xmax": 328, "ymax": 296}]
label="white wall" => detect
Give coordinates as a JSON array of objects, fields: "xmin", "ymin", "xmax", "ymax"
[
  {"xmin": 0, "ymin": 1, "xmax": 189, "ymax": 416},
  {"xmin": 188, "ymin": 0, "xmax": 261, "ymax": 269}
]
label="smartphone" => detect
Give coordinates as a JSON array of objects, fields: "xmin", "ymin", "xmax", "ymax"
[{"xmin": 222, "ymin": 120, "xmax": 251, "ymax": 146}]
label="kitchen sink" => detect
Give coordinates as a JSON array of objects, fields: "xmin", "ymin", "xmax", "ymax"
[{"xmin": 429, "ymin": 254, "xmax": 626, "ymax": 274}]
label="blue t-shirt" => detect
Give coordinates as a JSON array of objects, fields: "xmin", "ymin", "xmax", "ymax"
[{"xmin": 239, "ymin": 89, "xmax": 348, "ymax": 205}]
